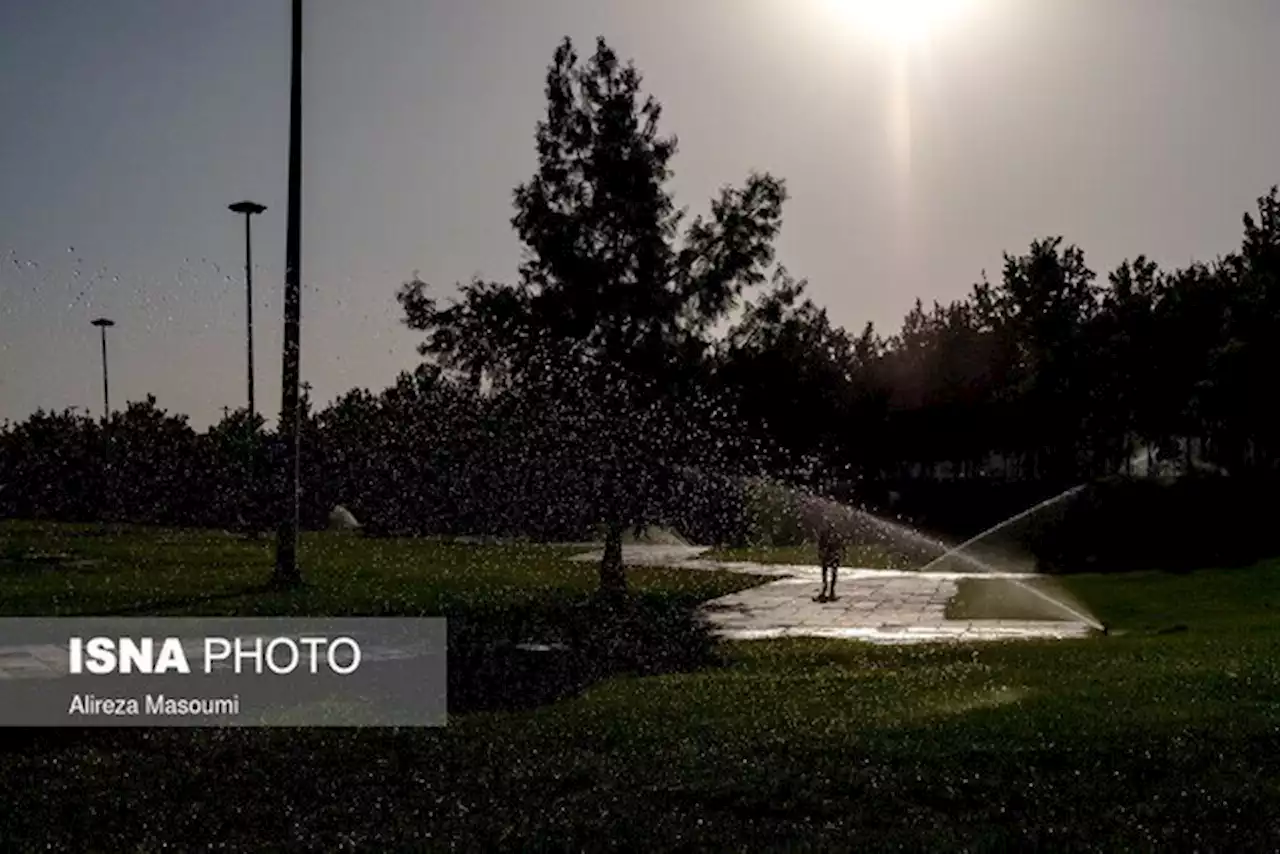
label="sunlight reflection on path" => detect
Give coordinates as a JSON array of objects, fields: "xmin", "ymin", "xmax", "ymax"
[{"xmin": 570, "ymin": 544, "xmax": 1096, "ymax": 645}]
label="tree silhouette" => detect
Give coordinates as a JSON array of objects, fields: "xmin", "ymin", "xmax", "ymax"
[
  {"xmin": 399, "ymin": 36, "xmax": 787, "ymax": 594},
  {"xmin": 717, "ymin": 268, "xmax": 853, "ymax": 476}
]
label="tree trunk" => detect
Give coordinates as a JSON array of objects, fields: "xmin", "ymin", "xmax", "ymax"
[{"xmin": 599, "ymin": 519, "xmax": 627, "ymax": 598}]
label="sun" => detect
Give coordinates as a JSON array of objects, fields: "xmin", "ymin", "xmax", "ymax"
[{"xmin": 828, "ymin": 0, "xmax": 972, "ymax": 48}]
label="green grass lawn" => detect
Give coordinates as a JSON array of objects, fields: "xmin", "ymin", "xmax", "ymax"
[
  {"xmin": 3, "ymin": 520, "xmax": 1280, "ymax": 848},
  {"xmin": 0, "ymin": 520, "xmax": 758, "ymax": 617},
  {"xmin": 704, "ymin": 541, "xmax": 915, "ymax": 569}
]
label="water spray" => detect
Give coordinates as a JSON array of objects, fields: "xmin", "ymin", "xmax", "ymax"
[
  {"xmin": 680, "ymin": 464, "xmax": 1106, "ymax": 631},
  {"xmin": 916, "ymin": 484, "xmax": 1088, "ymax": 575}
]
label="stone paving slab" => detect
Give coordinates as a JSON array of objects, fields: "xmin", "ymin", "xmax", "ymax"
[
  {"xmin": 717, "ymin": 623, "xmax": 1094, "ymax": 644},
  {"xmin": 572, "ymin": 544, "xmax": 1097, "ymax": 645}
]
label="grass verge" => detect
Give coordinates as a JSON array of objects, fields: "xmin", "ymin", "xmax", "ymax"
[{"xmin": 3, "ymin": 520, "xmax": 1280, "ymax": 848}]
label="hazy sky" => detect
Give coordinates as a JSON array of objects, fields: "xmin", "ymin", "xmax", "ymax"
[{"xmin": 3, "ymin": 0, "xmax": 1278, "ymax": 428}]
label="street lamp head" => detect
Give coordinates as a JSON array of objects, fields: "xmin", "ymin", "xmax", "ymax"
[
  {"xmin": 229, "ymin": 201, "xmax": 267, "ymax": 215},
  {"xmin": 91, "ymin": 318, "xmax": 115, "ymax": 328}
]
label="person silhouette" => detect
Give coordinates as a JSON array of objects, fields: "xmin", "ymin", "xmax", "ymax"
[{"xmin": 816, "ymin": 526, "xmax": 844, "ymax": 602}]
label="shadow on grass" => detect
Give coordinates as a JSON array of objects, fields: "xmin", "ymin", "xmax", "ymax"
[
  {"xmin": 68, "ymin": 583, "xmax": 279, "ymax": 617},
  {"xmin": 448, "ymin": 591, "xmax": 722, "ymax": 713},
  {"xmin": 0, "ymin": 590, "xmax": 722, "ymax": 755}
]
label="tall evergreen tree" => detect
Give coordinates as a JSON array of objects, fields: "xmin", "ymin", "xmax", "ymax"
[{"xmin": 399, "ymin": 37, "xmax": 788, "ymax": 594}]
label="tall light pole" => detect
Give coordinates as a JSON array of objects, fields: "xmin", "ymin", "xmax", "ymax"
[
  {"xmin": 90, "ymin": 318, "xmax": 115, "ymax": 422},
  {"xmin": 91, "ymin": 317, "xmax": 116, "ymax": 522},
  {"xmin": 275, "ymin": 0, "xmax": 304, "ymax": 587},
  {"xmin": 229, "ymin": 200, "xmax": 267, "ymax": 418}
]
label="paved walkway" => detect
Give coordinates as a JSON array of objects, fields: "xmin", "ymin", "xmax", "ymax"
[{"xmin": 569, "ymin": 545, "xmax": 1096, "ymax": 644}]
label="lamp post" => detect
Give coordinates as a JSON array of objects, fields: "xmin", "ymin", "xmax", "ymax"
[
  {"xmin": 90, "ymin": 317, "xmax": 116, "ymax": 522},
  {"xmin": 229, "ymin": 200, "xmax": 267, "ymax": 418},
  {"xmin": 90, "ymin": 318, "xmax": 115, "ymax": 422},
  {"xmin": 274, "ymin": 0, "xmax": 304, "ymax": 587}
]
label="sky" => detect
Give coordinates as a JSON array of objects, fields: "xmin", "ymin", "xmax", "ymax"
[{"xmin": 2, "ymin": 0, "xmax": 1279, "ymax": 429}]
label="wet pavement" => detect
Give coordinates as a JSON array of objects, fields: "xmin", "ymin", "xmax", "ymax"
[{"xmin": 569, "ymin": 545, "xmax": 1096, "ymax": 644}]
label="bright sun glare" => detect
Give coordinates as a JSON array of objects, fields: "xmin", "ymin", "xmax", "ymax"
[{"xmin": 830, "ymin": 0, "xmax": 971, "ymax": 47}]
